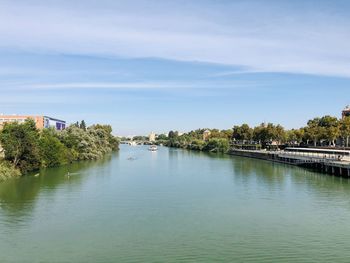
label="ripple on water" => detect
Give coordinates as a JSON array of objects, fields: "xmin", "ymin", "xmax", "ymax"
[{"xmin": 1, "ymin": 146, "xmax": 350, "ymax": 262}]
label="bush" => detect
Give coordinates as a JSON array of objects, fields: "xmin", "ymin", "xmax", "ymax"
[
  {"xmin": 204, "ymin": 138, "xmax": 230, "ymax": 153},
  {"xmin": 0, "ymin": 120, "xmax": 119, "ymax": 176},
  {"xmin": 0, "ymin": 161, "xmax": 21, "ymax": 181},
  {"xmin": 39, "ymin": 129, "xmax": 69, "ymax": 167},
  {"xmin": 0, "ymin": 119, "xmax": 41, "ymax": 173}
]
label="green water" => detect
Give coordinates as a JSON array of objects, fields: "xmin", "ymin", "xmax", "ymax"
[{"xmin": 1, "ymin": 145, "xmax": 350, "ymax": 262}]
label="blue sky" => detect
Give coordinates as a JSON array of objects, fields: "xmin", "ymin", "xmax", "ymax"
[{"xmin": 0, "ymin": 0, "xmax": 349, "ymax": 135}]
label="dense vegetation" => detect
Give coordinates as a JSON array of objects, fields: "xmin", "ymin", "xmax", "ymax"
[
  {"xmin": 0, "ymin": 120, "xmax": 119, "ymax": 177},
  {"xmin": 162, "ymin": 129, "xmax": 232, "ymax": 153},
  {"xmin": 0, "ymin": 161, "xmax": 21, "ymax": 181},
  {"xmin": 156, "ymin": 115, "xmax": 350, "ymax": 153},
  {"xmin": 230, "ymin": 115, "xmax": 350, "ymax": 147}
]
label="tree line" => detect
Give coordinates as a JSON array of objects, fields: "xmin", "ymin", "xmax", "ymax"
[
  {"xmin": 155, "ymin": 115, "xmax": 350, "ymax": 153},
  {"xmin": 0, "ymin": 119, "xmax": 119, "ymax": 178},
  {"xmin": 231, "ymin": 115, "xmax": 350, "ymax": 147},
  {"xmin": 160, "ymin": 129, "xmax": 232, "ymax": 153}
]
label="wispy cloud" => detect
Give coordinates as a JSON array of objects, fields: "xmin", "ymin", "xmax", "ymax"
[
  {"xmin": 23, "ymin": 82, "xmax": 195, "ymax": 90},
  {"xmin": 0, "ymin": 0, "xmax": 349, "ymax": 77},
  {"xmin": 6, "ymin": 80, "xmax": 259, "ymax": 91}
]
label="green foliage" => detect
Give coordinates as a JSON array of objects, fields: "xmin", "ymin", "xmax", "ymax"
[
  {"xmin": 58, "ymin": 125, "xmax": 119, "ymax": 160},
  {"xmin": 0, "ymin": 119, "xmax": 41, "ymax": 173},
  {"xmin": 79, "ymin": 120, "xmax": 87, "ymax": 131},
  {"xmin": 304, "ymin": 116, "xmax": 341, "ymax": 146},
  {"xmin": 0, "ymin": 120, "xmax": 119, "ymax": 176},
  {"xmin": 165, "ymin": 129, "xmax": 230, "ymax": 153},
  {"xmin": 340, "ymin": 117, "xmax": 350, "ymax": 147},
  {"xmin": 251, "ymin": 123, "xmax": 286, "ymax": 146},
  {"xmin": 168, "ymin": 131, "xmax": 178, "ymax": 139},
  {"xmin": 286, "ymin": 129, "xmax": 304, "ymax": 144},
  {"xmin": 188, "ymin": 139, "xmax": 206, "ymax": 151},
  {"xmin": 232, "ymin": 124, "xmax": 253, "ymax": 142},
  {"xmin": 39, "ymin": 129, "xmax": 68, "ymax": 167},
  {"xmin": 166, "ymin": 112, "xmax": 350, "ymax": 153},
  {"xmin": 0, "ymin": 160, "xmax": 21, "ymax": 181},
  {"xmin": 132, "ymin": 135, "xmax": 148, "ymax": 141},
  {"xmin": 204, "ymin": 138, "xmax": 229, "ymax": 153},
  {"xmin": 156, "ymin": 134, "xmax": 168, "ymax": 141}
]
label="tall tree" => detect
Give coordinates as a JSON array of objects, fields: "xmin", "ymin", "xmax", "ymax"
[
  {"xmin": 340, "ymin": 116, "xmax": 350, "ymax": 147},
  {"xmin": 305, "ymin": 118, "xmax": 322, "ymax": 146},
  {"xmin": 232, "ymin": 124, "xmax": 253, "ymax": 143},
  {"xmin": 0, "ymin": 119, "xmax": 40, "ymax": 172},
  {"xmin": 80, "ymin": 120, "xmax": 87, "ymax": 131},
  {"xmin": 319, "ymin": 115, "xmax": 340, "ymax": 146},
  {"xmin": 39, "ymin": 129, "xmax": 68, "ymax": 167},
  {"xmin": 168, "ymin": 130, "xmax": 178, "ymax": 139}
]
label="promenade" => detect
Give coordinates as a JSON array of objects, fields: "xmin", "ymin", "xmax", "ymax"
[{"xmin": 229, "ymin": 148, "xmax": 350, "ymax": 177}]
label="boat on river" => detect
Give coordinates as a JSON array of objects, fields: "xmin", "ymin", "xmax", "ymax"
[{"xmin": 148, "ymin": 145, "xmax": 158, "ymax": 151}]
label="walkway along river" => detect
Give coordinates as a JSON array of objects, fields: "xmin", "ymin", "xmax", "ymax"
[
  {"xmin": 2, "ymin": 145, "xmax": 350, "ymax": 262},
  {"xmin": 229, "ymin": 148, "xmax": 350, "ymax": 177}
]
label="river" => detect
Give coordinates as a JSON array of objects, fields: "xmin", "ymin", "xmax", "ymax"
[{"xmin": 1, "ymin": 145, "xmax": 350, "ymax": 262}]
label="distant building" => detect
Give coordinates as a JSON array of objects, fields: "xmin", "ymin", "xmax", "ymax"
[
  {"xmin": 342, "ymin": 105, "xmax": 350, "ymax": 119},
  {"xmin": 149, "ymin": 132, "xmax": 156, "ymax": 142},
  {"xmin": 0, "ymin": 115, "xmax": 66, "ymax": 130},
  {"xmin": 203, "ymin": 130, "xmax": 211, "ymax": 141}
]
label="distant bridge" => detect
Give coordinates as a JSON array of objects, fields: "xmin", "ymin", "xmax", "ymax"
[{"xmin": 120, "ymin": 141, "xmax": 154, "ymax": 146}]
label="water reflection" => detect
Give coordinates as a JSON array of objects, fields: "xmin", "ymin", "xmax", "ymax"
[
  {"xmin": 2, "ymin": 146, "xmax": 350, "ymax": 262},
  {"xmin": 0, "ymin": 154, "xmax": 115, "ymax": 222},
  {"xmin": 230, "ymin": 154, "xmax": 350, "ymax": 200},
  {"xmin": 179, "ymin": 149, "xmax": 350, "ymax": 202}
]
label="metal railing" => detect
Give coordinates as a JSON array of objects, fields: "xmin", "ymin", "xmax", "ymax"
[{"xmin": 279, "ymin": 151, "xmax": 350, "ymax": 162}]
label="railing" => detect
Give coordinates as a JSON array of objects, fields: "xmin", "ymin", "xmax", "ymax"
[{"xmin": 279, "ymin": 151, "xmax": 350, "ymax": 162}]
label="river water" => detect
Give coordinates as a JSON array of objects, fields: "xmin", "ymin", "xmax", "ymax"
[{"xmin": 1, "ymin": 145, "xmax": 350, "ymax": 262}]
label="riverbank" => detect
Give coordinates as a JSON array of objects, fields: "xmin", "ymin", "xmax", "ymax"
[
  {"xmin": 0, "ymin": 160, "xmax": 21, "ymax": 181},
  {"xmin": 0, "ymin": 120, "xmax": 119, "ymax": 181},
  {"xmin": 229, "ymin": 149, "xmax": 350, "ymax": 177}
]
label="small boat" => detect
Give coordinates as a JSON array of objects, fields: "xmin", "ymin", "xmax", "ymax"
[
  {"xmin": 148, "ymin": 145, "xmax": 158, "ymax": 151},
  {"xmin": 129, "ymin": 141, "xmax": 137, "ymax": 146}
]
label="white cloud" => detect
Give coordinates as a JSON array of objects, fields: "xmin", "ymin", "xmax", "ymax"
[
  {"xmin": 0, "ymin": 0, "xmax": 349, "ymax": 77},
  {"xmin": 6, "ymin": 80, "xmax": 258, "ymax": 91}
]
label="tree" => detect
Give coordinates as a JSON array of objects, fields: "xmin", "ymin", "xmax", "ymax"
[
  {"xmin": 305, "ymin": 118, "xmax": 322, "ymax": 146},
  {"xmin": 286, "ymin": 129, "xmax": 304, "ymax": 145},
  {"xmin": 132, "ymin": 135, "xmax": 148, "ymax": 141},
  {"xmin": 220, "ymin": 129, "xmax": 233, "ymax": 140},
  {"xmin": 80, "ymin": 120, "xmax": 87, "ymax": 131},
  {"xmin": 39, "ymin": 129, "xmax": 68, "ymax": 167},
  {"xmin": 168, "ymin": 130, "xmax": 178, "ymax": 139},
  {"xmin": 204, "ymin": 138, "xmax": 229, "ymax": 153},
  {"xmin": 0, "ymin": 119, "xmax": 40, "ymax": 172},
  {"xmin": 274, "ymin": 124, "xmax": 286, "ymax": 144},
  {"xmin": 157, "ymin": 134, "xmax": 168, "ymax": 141},
  {"xmin": 57, "ymin": 124, "xmax": 119, "ymax": 161},
  {"xmin": 319, "ymin": 115, "xmax": 340, "ymax": 146},
  {"xmin": 232, "ymin": 124, "xmax": 253, "ymax": 143},
  {"xmin": 189, "ymin": 139, "xmax": 206, "ymax": 151},
  {"xmin": 340, "ymin": 116, "xmax": 350, "ymax": 147},
  {"xmin": 253, "ymin": 123, "xmax": 266, "ymax": 144}
]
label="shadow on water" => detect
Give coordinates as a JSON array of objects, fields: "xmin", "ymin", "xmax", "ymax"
[
  {"xmin": 0, "ymin": 153, "xmax": 116, "ymax": 221},
  {"xmin": 229, "ymin": 154, "xmax": 350, "ymax": 200},
  {"xmin": 173, "ymin": 148, "xmax": 350, "ymax": 200}
]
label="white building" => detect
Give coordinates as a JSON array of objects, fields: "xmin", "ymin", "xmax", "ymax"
[{"xmin": 149, "ymin": 132, "xmax": 156, "ymax": 142}]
